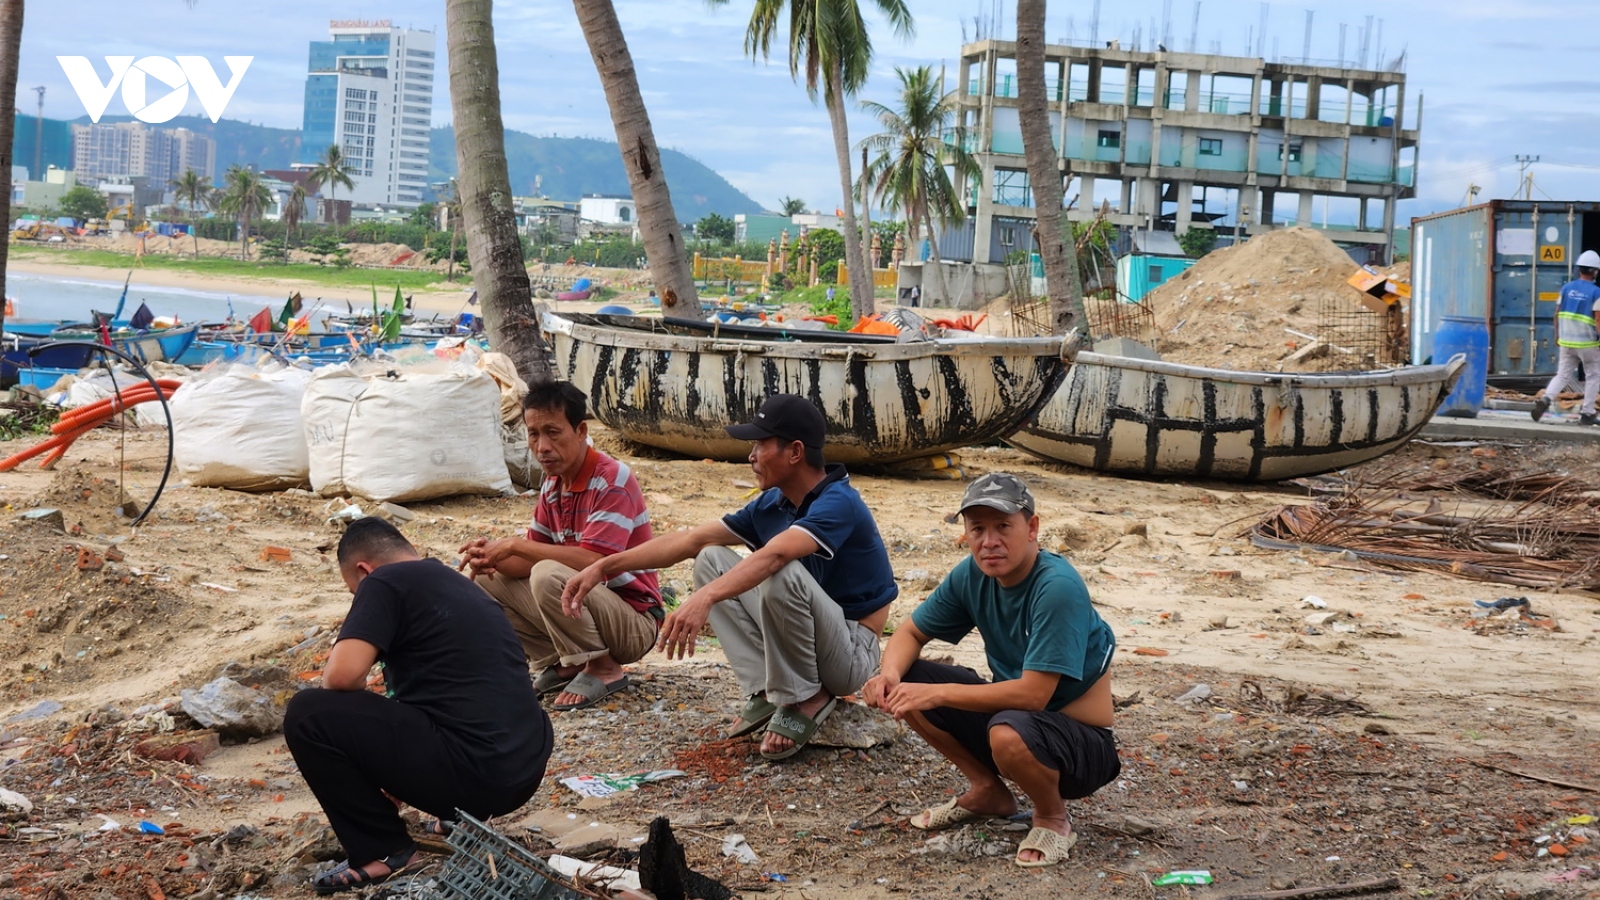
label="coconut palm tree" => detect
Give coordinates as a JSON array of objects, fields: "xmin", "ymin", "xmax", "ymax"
[
  {"xmin": 572, "ymin": 0, "xmax": 699, "ymax": 317},
  {"xmin": 280, "ymin": 182, "xmax": 307, "ymax": 265},
  {"xmin": 779, "ymin": 196, "xmax": 807, "ymax": 216},
  {"xmin": 169, "ymin": 168, "xmax": 213, "ymax": 259},
  {"xmin": 305, "ymin": 144, "xmax": 356, "ymax": 223},
  {"xmin": 1016, "ymin": 0, "xmax": 1083, "ymax": 333},
  {"xmin": 214, "ymin": 165, "xmax": 272, "ymax": 261},
  {"xmin": 711, "ymin": 0, "xmax": 913, "ymax": 321},
  {"xmin": 446, "ymin": 0, "xmax": 550, "ymax": 384},
  {"xmin": 0, "ymin": 0, "xmax": 22, "ymax": 338},
  {"xmin": 860, "ymin": 65, "xmax": 978, "ymax": 304}
]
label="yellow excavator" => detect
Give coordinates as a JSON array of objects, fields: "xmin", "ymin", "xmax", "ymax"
[
  {"xmin": 11, "ymin": 220, "xmax": 71, "ymax": 241},
  {"xmin": 104, "ymin": 201, "xmax": 151, "ymax": 233}
]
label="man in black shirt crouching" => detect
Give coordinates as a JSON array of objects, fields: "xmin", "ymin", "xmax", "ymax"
[{"xmin": 286, "ymin": 518, "xmax": 552, "ymax": 895}]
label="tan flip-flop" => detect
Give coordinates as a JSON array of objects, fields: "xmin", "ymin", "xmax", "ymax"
[
  {"xmin": 1015, "ymin": 826, "xmax": 1077, "ymax": 867},
  {"xmin": 910, "ymin": 796, "xmax": 981, "ymax": 831}
]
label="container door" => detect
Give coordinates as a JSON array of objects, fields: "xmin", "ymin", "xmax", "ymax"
[
  {"xmin": 1491, "ymin": 209, "xmax": 1564, "ymax": 374},
  {"xmin": 1411, "ymin": 208, "xmax": 1490, "ymax": 365}
]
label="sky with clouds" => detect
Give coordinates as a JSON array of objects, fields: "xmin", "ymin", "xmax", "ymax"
[{"xmin": 19, "ymin": 0, "xmax": 1597, "ymax": 220}]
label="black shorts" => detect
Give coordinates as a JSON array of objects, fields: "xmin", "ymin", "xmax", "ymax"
[{"xmin": 905, "ymin": 659, "xmax": 1120, "ymax": 800}]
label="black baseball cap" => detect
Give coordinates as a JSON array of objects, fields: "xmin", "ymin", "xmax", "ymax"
[{"xmin": 727, "ymin": 394, "xmax": 826, "ymax": 465}]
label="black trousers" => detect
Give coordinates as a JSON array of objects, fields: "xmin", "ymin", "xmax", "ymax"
[
  {"xmin": 284, "ymin": 689, "xmax": 550, "ymax": 865},
  {"xmin": 905, "ymin": 660, "xmax": 1121, "ymax": 800}
]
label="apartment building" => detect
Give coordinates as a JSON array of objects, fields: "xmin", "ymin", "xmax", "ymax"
[{"xmin": 70, "ymin": 121, "xmax": 216, "ymax": 186}]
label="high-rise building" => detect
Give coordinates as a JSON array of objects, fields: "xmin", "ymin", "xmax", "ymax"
[
  {"xmin": 301, "ymin": 19, "xmax": 435, "ymax": 208},
  {"xmin": 170, "ymin": 128, "xmax": 217, "ymax": 184},
  {"xmin": 70, "ymin": 121, "xmax": 215, "ymax": 187}
]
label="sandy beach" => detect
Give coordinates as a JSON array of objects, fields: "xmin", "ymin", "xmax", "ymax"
[
  {"xmin": 7, "ymin": 256, "xmax": 478, "ymax": 311},
  {"xmin": 4, "ymin": 254, "xmax": 686, "ymax": 320},
  {"xmin": 1, "ymin": 243, "xmax": 1597, "ymax": 898},
  {"xmin": 0, "ymin": 416, "xmax": 1595, "ymax": 897}
]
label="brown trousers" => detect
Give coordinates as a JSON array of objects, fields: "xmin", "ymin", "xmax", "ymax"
[{"xmin": 477, "ymin": 560, "xmax": 657, "ymax": 670}]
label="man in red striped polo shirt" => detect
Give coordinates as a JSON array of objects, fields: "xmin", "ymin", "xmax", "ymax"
[{"xmin": 460, "ymin": 383, "xmax": 662, "ymax": 712}]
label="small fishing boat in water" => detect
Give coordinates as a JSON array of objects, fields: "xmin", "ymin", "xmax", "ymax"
[{"xmin": 542, "ymin": 311, "xmax": 1080, "ymax": 465}]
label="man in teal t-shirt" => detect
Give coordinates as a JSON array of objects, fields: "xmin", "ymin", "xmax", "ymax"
[{"xmin": 863, "ymin": 473, "xmax": 1119, "ymax": 869}]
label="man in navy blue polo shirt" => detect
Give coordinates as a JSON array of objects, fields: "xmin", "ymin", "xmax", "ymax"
[{"xmin": 564, "ymin": 393, "xmax": 896, "ymax": 760}]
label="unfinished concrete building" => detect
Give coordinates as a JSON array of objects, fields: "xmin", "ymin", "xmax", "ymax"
[{"xmin": 944, "ymin": 39, "xmax": 1420, "ymax": 269}]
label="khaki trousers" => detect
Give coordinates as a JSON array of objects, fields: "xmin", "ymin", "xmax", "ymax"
[
  {"xmin": 477, "ymin": 560, "xmax": 657, "ymax": 671},
  {"xmin": 696, "ymin": 546, "xmax": 882, "ymax": 707}
]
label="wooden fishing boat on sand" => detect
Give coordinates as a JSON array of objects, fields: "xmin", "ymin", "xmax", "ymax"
[
  {"xmin": 543, "ymin": 311, "xmax": 1081, "ymax": 465},
  {"xmin": 1008, "ymin": 352, "xmax": 1466, "ymax": 481}
]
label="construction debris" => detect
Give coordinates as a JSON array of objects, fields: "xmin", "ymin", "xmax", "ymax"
[
  {"xmin": 1253, "ymin": 484, "xmax": 1600, "ymax": 591},
  {"xmin": 1236, "ymin": 680, "xmax": 1372, "ymax": 718},
  {"xmin": 1318, "ymin": 457, "xmax": 1600, "ymax": 507}
]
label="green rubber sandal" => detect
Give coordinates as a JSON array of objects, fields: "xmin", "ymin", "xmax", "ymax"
[
  {"xmin": 761, "ymin": 697, "xmax": 838, "ymax": 760},
  {"xmin": 727, "ymin": 694, "xmax": 777, "ymax": 738}
]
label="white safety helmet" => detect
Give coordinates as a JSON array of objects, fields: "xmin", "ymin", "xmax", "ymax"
[{"xmin": 1579, "ymin": 249, "xmax": 1600, "ymax": 271}]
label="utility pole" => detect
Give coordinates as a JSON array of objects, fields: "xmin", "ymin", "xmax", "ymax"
[
  {"xmin": 1515, "ymin": 154, "xmax": 1539, "ymax": 201},
  {"xmin": 32, "ymin": 86, "xmax": 44, "ymax": 179}
]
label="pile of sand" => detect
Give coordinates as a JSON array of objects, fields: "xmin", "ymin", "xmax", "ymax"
[
  {"xmin": 1146, "ymin": 226, "xmax": 1381, "ymax": 372},
  {"xmin": 98, "ymin": 231, "xmax": 239, "ymax": 258},
  {"xmin": 341, "ymin": 241, "xmax": 428, "ymax": 268}
]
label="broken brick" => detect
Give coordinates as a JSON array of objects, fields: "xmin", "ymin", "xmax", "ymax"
[
  {"xmin": 76, "ymin": 548, "xmax": 105, "ymax": 572},
  {"xmin": 133, "ymin": 731, "xmax": 221, "ymax": 765},
  {"xmin": 259, "ymin": 546, "xmax": 292, "ymax": 563}
]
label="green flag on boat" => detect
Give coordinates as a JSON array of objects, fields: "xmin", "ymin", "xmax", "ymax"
[
  {"xmin": 276, "ymin": 292, "xmax": 302, "ymax": 331},
  {"xmin": 379, "ymin": 285, "xmax": 405, "ymax": 342}
]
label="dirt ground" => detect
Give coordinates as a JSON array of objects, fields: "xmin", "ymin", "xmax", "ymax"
[{"xmin": 0, "ymin": 425, "xmax": 1598, "ymax": 899}]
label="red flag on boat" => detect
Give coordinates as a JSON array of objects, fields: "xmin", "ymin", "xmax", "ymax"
[{"xmin": 247, "ymin": 307, "xmax": 274, "ymax": 334}]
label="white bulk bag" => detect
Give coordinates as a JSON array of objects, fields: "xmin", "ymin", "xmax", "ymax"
[
  {"xmin": 302, "ymin": 365, "xmax": 513, "ymax": 503},
  {"xmin": 476, "ymin": 351, "xmax": 539, "ymax": 489},
  {"xmin": 171, "ymin": 366, "xmax": 311, "ymax": 490}
]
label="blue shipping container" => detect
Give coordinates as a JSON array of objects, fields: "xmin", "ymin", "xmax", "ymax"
[{"xmin": 1411, "ymin": 199, "xmax": 1600, "ymax": 376}]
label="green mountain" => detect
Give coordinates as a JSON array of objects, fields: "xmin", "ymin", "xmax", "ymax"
[
  {"xmin": 428, "ymin": 127, "xmax": 762, "ymax": 218},
  {"xmin": 12, "ymin": 114, "xmax": 763, "ymax": 218}
]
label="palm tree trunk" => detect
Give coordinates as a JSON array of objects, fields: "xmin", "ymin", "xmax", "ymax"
[
  {"xmin": 1016, "ymin": 0, "xmax": 1083, "ymax": 334},
  {"xmin": 573, "ymin": 0, "xmax": 698, "ymax": 317},
  {"xmin": 447, "ymin": 223, "xmax": 458, "ymax": 282},
  {"xmin": 446, "ymin": 0, "xmax": 551, "ymax": 385},
  {"xmin": 825, "ymin": 65, "xmax": 872, "ymax": 320},
  {"xmin": 0, "ymin": 0, "xmax": 22, "ymax": 338},
  {"xmin": 921, "ymin": 206, "xmax": 952, "ymax": 304},
  {"xmin": 859, "ymin": 146, "xmax": 872, "ymax": 274}
]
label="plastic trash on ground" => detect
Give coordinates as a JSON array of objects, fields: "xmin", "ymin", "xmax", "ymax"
[{"xmin": 1152, "ymin": 870, "xmax": 1214, "ymax": 886}]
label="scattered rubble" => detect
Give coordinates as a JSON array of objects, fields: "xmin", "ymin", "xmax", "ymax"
[{"xmin": 179, "ymin": 677, "xmax": 284, "ymax": 739}]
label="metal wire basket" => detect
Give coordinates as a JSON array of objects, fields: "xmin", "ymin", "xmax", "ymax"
[{"xmin": 433, "ymin": 811, "xmax": 590, "ymax": 900}]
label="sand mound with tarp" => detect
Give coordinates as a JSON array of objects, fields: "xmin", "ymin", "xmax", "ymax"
[{"xmin": 1146, "ymin": 226, "xmax": 1381, "ymax": 372}]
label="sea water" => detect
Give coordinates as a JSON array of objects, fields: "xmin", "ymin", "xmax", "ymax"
[{"xmin": 5, "ymin": 271, "xmax": 302, "ymax": 326}]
